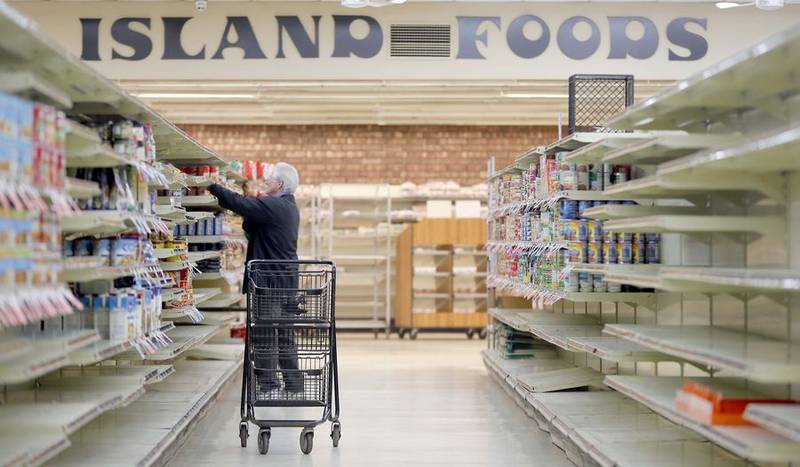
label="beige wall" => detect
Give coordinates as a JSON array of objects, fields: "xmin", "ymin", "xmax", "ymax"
[{"xmin": 12, "ymin": 1, "xmax": 800, "ymax": 81}]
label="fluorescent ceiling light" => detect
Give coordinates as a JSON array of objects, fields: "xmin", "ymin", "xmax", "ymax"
[
  {"xmin": 715, "ymin": 2, "xmax": 743, "ymax": 8},
  {"xmin": 134, "ymin": 93, "xmax": 257, "ymax": 99},
  {"xmin": 502, "ymin": 92, "xmax": 568, "ymax": 99}
]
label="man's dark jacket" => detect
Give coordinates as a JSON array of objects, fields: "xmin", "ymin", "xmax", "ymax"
[{"xmin": 208, "ymin": 184, "xmax": 299, "ymax": 292}]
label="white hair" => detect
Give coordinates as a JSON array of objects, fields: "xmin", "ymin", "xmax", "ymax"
[{"xmin": 272, "ymin": 162, "xmax": 299, "ymax": 194}]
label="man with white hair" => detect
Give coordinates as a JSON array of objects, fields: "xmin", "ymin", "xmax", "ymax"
[{"xmin": 208, "ymin": 162, "xmax": 303, "ymax": 393}]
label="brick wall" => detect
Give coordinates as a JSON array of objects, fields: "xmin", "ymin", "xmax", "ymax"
[{"xmin": 180, "ymin": 124, "xmax": 558, "ymax": 185}]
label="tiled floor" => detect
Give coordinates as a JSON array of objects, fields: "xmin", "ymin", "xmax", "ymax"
[{"xmin": 166, "ymin": 334, "xmax": 571, "ymax": 467}]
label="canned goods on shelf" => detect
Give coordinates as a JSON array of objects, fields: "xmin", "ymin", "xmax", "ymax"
[
  {"xmin": 618, "ymin": 241, "xmax": 632, "ymax": 264},
  {"xmin": 586, "ymin": 242, "xmax": 603, "ymax": 264}
]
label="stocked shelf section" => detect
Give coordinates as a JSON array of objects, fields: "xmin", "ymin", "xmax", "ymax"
[
  {"xmin": 0, "ymin": 5, "xmax": 247, "ymax": 467},
  {"xmin": 484, "ymin": 21, "xmax": 800, "ymax": 467}
]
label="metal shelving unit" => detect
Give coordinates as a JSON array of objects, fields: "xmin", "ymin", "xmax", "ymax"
[
  {"xmin": 317, "ymin": 183, "xmax": 393, "ymax": 335},
  {"xmin": 0, "ymin": 3, "xmax": 244, "ymax": 466}
]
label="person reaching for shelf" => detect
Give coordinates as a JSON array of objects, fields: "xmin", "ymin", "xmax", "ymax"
[{"xmin": 208, "ymin": 162, "xmax": 303, "ymax": 394}]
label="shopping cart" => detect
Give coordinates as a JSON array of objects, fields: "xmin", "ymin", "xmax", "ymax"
[{"xmin": 238, "ymin": 259, "xmax": 341, "ymax": 455}]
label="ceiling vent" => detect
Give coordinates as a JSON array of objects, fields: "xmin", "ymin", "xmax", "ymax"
[{"xmin": 390, "ymin": 24, "xmax": 451, "ymax": 58}]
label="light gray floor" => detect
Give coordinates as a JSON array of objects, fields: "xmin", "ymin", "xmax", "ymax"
[{"xmin": 166, "ymin": 334, "xmax": 571, "ymax": 467}]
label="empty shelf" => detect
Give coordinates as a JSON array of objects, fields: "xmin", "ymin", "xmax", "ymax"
[
  {"xmin": 744, "ymin": 404, "xmax": 800, "ymax": 443},
  {"xmin": 182, "ymin": 195, "xmax": 221, "ymax": 209},
  {"xmin": 118, "ymin": 325, "xmax": 220, "ymax": 362},
  {"xmin": 564, "ymin": 132, "xmax": 661, "ymax": 164},
  {"xmin": 187, "ymin": 250, "xmax": 222, "ymax": 262},
  {"xmin": 660, "ymin": 266, "xmax": 800, "ymax": 293},
  {"xmin": 582, "ymin": 204, "xmax": 702, "ymax": 220},
  {"xmin": 0, "ymin": 330, "xmax": 99, "ymax": 385},
  {"xmin": 566, "ymin": 336, "xmax": 675, "ymax": 362},
  {"xmin": 64, "ymin": 177, "xmax": 101, "ymax": 200},
  {"xmin": 200, "ymin": 293, "xmax": 244, "ymax": 309},
  {"xmin": 193, "ymin": 288, "xmax": 223, "ymax": 306},
  {"xmin": 605, "ymin": 375, "xmax": 800, "ymax": 462},
  {"xmin": 184, "ymin": 235, "xmax": 226, "ymax": 243},
  {"xmin": 605, "ymin": 324, "xmax": 800, "ymax": 383},
  {"xmin": 603, "ymin": 215, "xmax": 782, "ymax": 234},
  {"xmin": 527, "ymin": 324, "xmax": 604, "ymax": 352},
  {"xmin": 482, "ymin": 349, "xmax": 601, "ymax": 392},
  {"xmin": 603, "ymin": 133, "xmax": 739, "ymax": 165}
]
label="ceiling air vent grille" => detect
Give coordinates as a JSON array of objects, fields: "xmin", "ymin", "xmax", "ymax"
[{"xmin": 390, "ymin": 24, "xmax": 451, "ymax": 58}]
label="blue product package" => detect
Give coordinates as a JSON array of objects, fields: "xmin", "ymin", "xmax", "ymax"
[
  {"xmin": 619, "ymin": 242, "xmax": 632, "ymax": 264},
  {"xmin": 646, "ymin": 241, "xmax": 660, "ymax": 264},
  {"xmin": 578, "ymin": 200, "xmax": 594, "ymax": 216},
  {"xmin": 75, "ymin": 238, "xmax": 93, "ymax": 257},
  {"xmin": 560, "ymin": 199, "xmax": 578, "ymax": 220},
  {"xmin": 587, "ymin": 220, "xmax": 603, "ymax": 243},
  {"xmin": 646, "ymin": 233, "xmax": 661, "ymax": 243},
  {"xmin": 578, "ymin": 272, "xmax": 592, "ymax": 292},
  {"xmin": 63, "ymin": 239, "xmax": 74, "ymax": 257},
  {"xmin": 94, "ymin": 239, "xmax": 111, "ymax": 265},
  {"xmin": 216, "ymin": 215, "xmax": 223, "ymax": 235},
  {"xmin": 578, "ymin": 219, "xmax": 588, "ymax": 242}
]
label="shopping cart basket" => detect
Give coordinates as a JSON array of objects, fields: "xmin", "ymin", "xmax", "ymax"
[{"xmin": 239, "ymin": 259, "xmax": 340, "ymax": 455}]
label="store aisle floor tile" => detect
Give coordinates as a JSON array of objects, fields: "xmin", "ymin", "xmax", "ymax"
[{"xmin": 165, "ymin": 335, "xmax": 571, "ymax": 467}]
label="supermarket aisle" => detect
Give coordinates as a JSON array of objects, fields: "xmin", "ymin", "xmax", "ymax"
[{"xmin": 166, "ymin": 335, "xmax": 570, "ymax": 467}]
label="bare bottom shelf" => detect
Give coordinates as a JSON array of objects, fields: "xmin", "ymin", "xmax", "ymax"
[
  {"xmin": 486, "ymin": 362, "xmax": 748, "ymax": 467},
  {"xmin": 47, "ymin": 359, "xmax": 241, "ymax": 466}
]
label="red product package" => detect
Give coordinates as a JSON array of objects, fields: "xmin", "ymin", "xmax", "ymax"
[{"xmin": 675, "ymin": 381, "xmax": 798, "ymax": 425}]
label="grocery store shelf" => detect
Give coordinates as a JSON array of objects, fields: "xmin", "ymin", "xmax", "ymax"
[
  {"xmin": 482, "ymin": 349, "xmax": 604, "ymax": 392},
  {"xmin": 161, "ymin": 305, "xmax": 204, "ymax": 322},
  {"xmin": 604, "ymin": 324, "xmax": 800, "ymax": 383},
  {"xmin": 413, "ymin": 249, "xmax": 452, "ymax": 256},
  {"xmin": 659, "ymin": 266, "xmax": 800, "ymax": 293},
  {"xmin": 608, "ymin": 24, "xmax": 800, "ymax": 130},
  {"xmin": 0, "ymin": 1, "xmax": 223, "ymax": 165},
  {"xmin": 64, "ymin": 177, "xmax": 100, "ymax": 200},
  {"xmin": 187, "ymin": 250, "xmax": 222, "ymax": 263},
  {"xmin": 66, "ymin": 143, "xmax": 136, "ymax": 169},
  {"xmin": 161, "ymin": 287, "xmax": 185, "ymax": 302},
  {"xmin": 120, "ymin": 325, "xmax": 220, "ymax": 362},
  {"xmin": 61, "ymin": 210, "xmax": 131, "ymax": 235},
  {"xmin": 0, "ymin": 330, "xmax": 99, "ymax": 385},
  {"xmin": 602, "ymin": 264, "xmax": 665, "ymax": 289},
  {"xmin": 582, "ymin": 203, "xmax": 702, "ymax": 220},
  {"xmin": 603, "ymin": 215, "xmax": 782, "ymax": 234},
  {"xmin": 453, "ymin": 292, "xmax": 488, "ymax": 299},
  {"xmin": 605, "ymin": 375, "xmax": 800, "ymax": 462},
  {"xmin": 185, "ymin": 235, "xmax": 226, "ymax": 243},
  {"xmin": 543, "ymin": 132, "xmax": 610, "ymax": 155},
  {"xmin": 602, "ymin": 133, "xmax": 739, "ymax": 165},
  {"xmin": 67, "ymin": 323, "xmax": 176, "ymax": 367},
  {"xmin": 564, "ymin": 131, "xmax": 664, "ymax": 164},
  {"xmin": 47, "ymin": 359, "xmax": 240, "ymax": 466},
  {"xmin": 182, "ymin": 195, "xmax": 222, "ymax": 209},
  {"xmin": 61, "ymin": 261, "xmax": 139, "ymax": 282},
  {"xmin": 565, "ymin": 336, "xmax": 674, "ymax": 362},
  {"xmin": 744, "ymin": 404, "xmax": 800, "ymax": 443},
  {"xmin": 0, "ymin": 70, "xmax": 71, "ymax": 108},
  {"xmin": 605, "ymin": 171, "xmax": 786, "ymax": 201},
  {"xmin": 660, "ymin": 123, "xmax": 800, "ymax": 176},
  {"xmin": 528, "ymin": 323, "xmax": 604, "ymax": 352},
  {"xmin": 186, "ymin": 211, "xmax": 216, "ymax": 222},
  {"xmin": 193, "ymin": 288, "xmax": 222, "ymax": 306},
  {"xmin": 413, "ymin": 271, "xmax": 451, "ymax": 278},
  {"xmin": 153, "ymin": 247, "xmax": 186, "ymax": 259},
  {"xmin": 154, "ymin": 204, "xmax": 188, "ymax": 221},
  {"xmin": 489, "ymin": 274, "xmax": 657, "ymax": 307},
  {"xmin": 160, "ymin": 260, "xmax": 191, "ymax": 272},
  {"xmin": 199, "ymin": 292, "xmax": 244, "ymax": 309},
  {"xmin": 413, "ymin": 292, "xmax": 451, "ymax": 299}
]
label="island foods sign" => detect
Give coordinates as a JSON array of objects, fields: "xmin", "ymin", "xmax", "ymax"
[
  {"xmin": 12, "ymin": 2, "xmax": 800, "ymax": 80},
  {"xmin": 77, "ymin": 15, "xmax": 707, "ymax": 62}
]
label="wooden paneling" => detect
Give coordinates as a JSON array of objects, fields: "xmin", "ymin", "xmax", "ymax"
[
  {"xmin": 411, "ymin": 312, "xmax": 489, "ymax": 328},
  {"xmin": 394, "ymin": 225, "xmax": 414, "ymax": 327},
  {"xmin": 412, "ymin": 219, "xmax": 453, "ymax": 245},
  {"xmin": 453, "ymin": 218, "xmax": 488, "ymax": 245}
]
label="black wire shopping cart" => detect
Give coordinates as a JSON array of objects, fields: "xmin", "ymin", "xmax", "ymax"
[{"xmin": 239, "ymin": 259, "xmax": 341, "ymax": 455}]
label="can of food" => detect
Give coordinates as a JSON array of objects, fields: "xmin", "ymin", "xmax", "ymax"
[
  {"xmin": 559, "ymin": 199, "xmax": 578, "ymax": 220},
  {"xmin": 646, "ymin": 233, "xmax": 661, "ymax": 243},
  {"xmin": 587, "ymin": 220, "xmax": 603, "ymax": 243},
  {"xmin": 561, "ymin": 220, "xmax": 583, "ymax": 242},
  {"xmin": 603, "ymin": 230, "xmax": 618, "ymax": 244},
  {"xmin": 619, "ymin": 241, "xmax": 632, "ymax": 264},
  {"xmin": 593, "ymin": 274, "xmax": 607, "ymax": 293},
  {"xmin": 578, "ymin": 272, "xmax": 592, "ymax": 292},
  {"xmin": 619, "ymin": 232, "xmax": 634, "ymax": 243},
  {"xmin": 604, "ymin": 241, "xmax": 619, "ymax": 264},
  {"xmin": 586, "ymin": 242, "xmax": 603, "ymax": 264},
  {"xmin": 566, "ymin": 241, "xmax": 587, "ymax": 264},
  {"xmin": 632, "ymin": 241, "xmax": 644, "ymax": 264},
  {"xmin": 646, "ymin": 241, "xmax": 660, "ymax": 264}
]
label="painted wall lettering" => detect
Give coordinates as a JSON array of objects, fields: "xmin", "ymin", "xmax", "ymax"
[
  {"xmin": 331, "ymin": 15, "xmax": 382, "ymax": 58},
  {"xmin": 78, "ymin": 13, "xmax": 712, "ymax": 63},
  {"xmin": 162, "ymin": 17, "xmax": 205, "ymax": 60},
  {"xmin": 110, "ymin": 17, "xmax": 152, "ymax": 61}
]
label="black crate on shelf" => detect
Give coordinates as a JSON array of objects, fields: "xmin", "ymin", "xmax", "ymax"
[{"xmin": 568, "ymin": 74, "xmax": 634, "ymax": 134}]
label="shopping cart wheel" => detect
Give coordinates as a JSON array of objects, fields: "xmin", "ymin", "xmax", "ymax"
[
  {"xmin": 398, "ymin": 329, "xmax": 407, "ymax": 339},
  {"xmin": 258, "ymin": 428, "xmax": 270, "ymax": 455},
  {"xmin": 479, "ymin": 328, "xmax": 488, "ymax": 339},
  {"xmin": 300, "ymin": 430, "xmax": 314, "ymax": 454},
  {"xmin": 466, "ymin": 329, "xmax": 475, "ymax": 339},
  {"xmin": 331, "ymin": 422, "xmax": 342, "ymax": 447},
  {"xmin": 409, "ymin": 329, "xmax": 419, "ymax": 340},
  {"xmin": 239, "ymin": 422, "xmax": 248, "ymax": 448}
]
